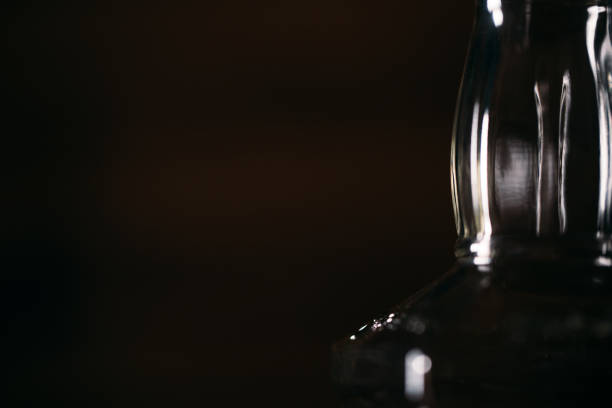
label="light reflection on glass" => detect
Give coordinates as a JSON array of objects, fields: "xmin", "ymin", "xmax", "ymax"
[
  {"xmin": 404, "ymin": 349, "xmax": 432, "ymax": 401},
  {"xmin": 533, "ymin": 82, "xmax": 545, "ymax": 236},
  {"xmin": 559, "ymin": 70, "xmax": 571, "ymax": 234},
  {"xmin": 479, "ymin": 110, "xmax": 493, "ymax": 239},
  {"xmin": 487, "ymin": 0, "xmax": 503, "ymax": 27},
  {"xmin": 587, "ymin": 6, "xmax": 612, "ymax": 235},
  {"xmin": 595, "ymin": 256, "xmax": 612, "ymax": 267},
  {"xmin": 371, "ymin": 319, "xmax": 383, "ymax": 331},
  {"xmin": 468, "ymin": 101, "xmax": 493, "ymax": 264},
  {"xmin": 470, "ymin": 240, "xmax": 491, "ymax": 265}
]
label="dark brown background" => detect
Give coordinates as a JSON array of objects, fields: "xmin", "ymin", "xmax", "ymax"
[{"xmin": 4, "ymin": 1, "xmax": 472, "ymax": 406}]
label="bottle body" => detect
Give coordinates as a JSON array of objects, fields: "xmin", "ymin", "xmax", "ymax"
[{"xmin": 332, "ymin": 1, "xmax": 612, "ymax": 406}]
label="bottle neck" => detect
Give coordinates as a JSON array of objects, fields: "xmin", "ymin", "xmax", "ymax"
[{"xmin": 452, "ymin": 0, "xmax": 612, "ymax": 265}]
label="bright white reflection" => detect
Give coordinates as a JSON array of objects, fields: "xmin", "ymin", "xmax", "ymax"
[
  {"xmin": 492, "ymin": 9, "xmax": 504, "ymax": 27},
  {"xmin": 358, "ymin": 324, "xmax": 368, "ymax": 332},
  {"xmin": 412, "ymin": 355, "xmax": 432, "ymax": 375},
  {"xmin": 372, "ymin": 319, "xmax": 382, "ymax": 329},
  {"xmin": 595, "ymin": 256, "xmax": 612, "ymax": 267},
  {"xmin": 487, "ymin": 0, "xmax": 504, "ymax": 27},
  {"xmin": 559, "ymin": 71, "xmax": 571, "ymax": 234},
  {"xmin": 473, "ymin": 254, "xmax": 491, "ymax": 266},
  {"xmin": 349, "ymin": 335, "xmax": 356, "ymax": 341},
  {"xmin": 534, "ymin": 82, "xmax": 544, "ymax": 236},
  {"xmin": 480, "ymin": 110, "xmax": 493, "ymax": 238},
  {"xmin": 405, "ymin": 349, "xmax": 432, "ymax": 401},
  {"xmin": 470, "ymin": 240, "xmax": 492, "ymax": 265},
  {"xmin": 467, "ymin": 104, "xmax": 493, "ymax": 265},
  {"xmin": 470, "ymin": 102, "xmax": 481, "ymax": 230},
  {"xmin": 587, "ymin": 6, "xmax": 612, "ymax": 234},
  {"xmin": 469, "ymin": 102, "xmax": 492, "ymax": 264},
  {"xmin": 487, "ymin": 0, "xmax": 501, "ymax": 9}
]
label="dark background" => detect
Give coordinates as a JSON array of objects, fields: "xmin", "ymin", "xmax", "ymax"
[{"xmin": 4, "ymin": 1, "xmax": 473, "ymax": 406}]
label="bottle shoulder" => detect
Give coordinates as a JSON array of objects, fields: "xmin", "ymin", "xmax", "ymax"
[{"xmin": 333, "ymin": 261, "xmax": 612, "ymax": 406}]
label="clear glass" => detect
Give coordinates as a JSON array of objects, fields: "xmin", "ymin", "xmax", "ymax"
[{"xmin": 332, "ymin": 0, "xmax": 612, "ymax": 406}]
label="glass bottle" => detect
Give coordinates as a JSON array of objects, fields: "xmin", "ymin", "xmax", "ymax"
[{"xmin": 332, "ymin": 0, "xmax": 612, "ymax": 406}]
